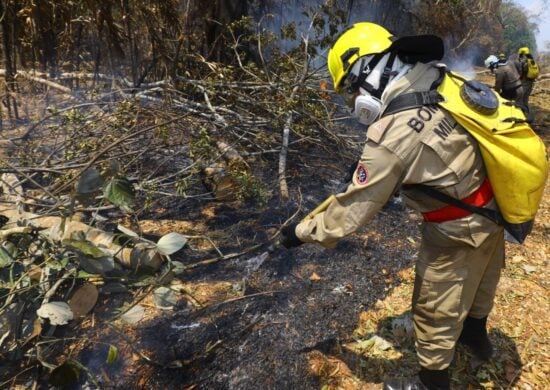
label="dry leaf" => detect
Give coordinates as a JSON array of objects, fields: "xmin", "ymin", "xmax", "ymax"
[
  {"xmin": 37, "ymin": 302, "xmax": 74, "ymax": 325},
  {"xmin": 22, "ymin": 318, "xmax": 42, "ymax": 346},
  {"xmin": 69, "ymin": 283, "xmax": 99, "ymax": 318},
  {"xmin": 310, "ymin": 272, "xmax": 321, "ymax": 281}
]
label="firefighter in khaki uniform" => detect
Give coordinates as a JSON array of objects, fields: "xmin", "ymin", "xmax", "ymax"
[
  {"xmin": 484, "ymin": 54, "xmax": 523, "ymax": 104},
  {"xmin": 280, "ymin": 23, "xmax": 504, "ymax": 390}
]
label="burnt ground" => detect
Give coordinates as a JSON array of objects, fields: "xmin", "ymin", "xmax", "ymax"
[
  {"xmin": 69, "ymin": 77, "xmax": 549, "ymax": 389},
  {"xmin": 4, "ymin": 74, "xmax": 550, "ymax": 390},
  {"xmin": 66, "ymin": 185, "xmax": 421, "ymax": 390}
]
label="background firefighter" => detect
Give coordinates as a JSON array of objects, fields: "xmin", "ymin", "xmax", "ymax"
[
  {"xmin": 281, "ymin": 22, "xmax": 508, "ymax": 390},
  {"xmin": 514, "ymin": 46, "xmax": 538, "ymax": 113},
  {"xmin": 484, "ymin": 54, "xmax": 524, "ymax": 106}
]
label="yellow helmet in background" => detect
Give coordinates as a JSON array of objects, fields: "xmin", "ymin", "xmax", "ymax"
[
  {"xmin": 327, "ymin": 22, "xmax": 394, "ymax": 93},
  {"xmin": 518, "ymin": 47, "xmax": 530, "ymax": 55}
]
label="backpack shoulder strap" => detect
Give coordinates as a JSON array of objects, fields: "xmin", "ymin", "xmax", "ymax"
[
  {"xmin": 381, "ymin": 66, "xmax": 447, "ymax": 117},
  {"xmin": 381, "ymin": 89, "xmax": 444, "ymax": 117}
]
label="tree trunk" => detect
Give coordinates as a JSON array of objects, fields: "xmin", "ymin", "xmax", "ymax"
[
  {"xmin": 122, "ymin": 0, "xmax": 138, "ymax": 87},
  {"xmin": 32, "ymin": 1, "xmax": 58, "ymax": 77},
  {"xmin": 0, "ymin": 0, "xmax": 19, "ymax": 123}
]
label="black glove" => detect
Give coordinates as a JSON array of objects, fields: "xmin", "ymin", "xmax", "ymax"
[{"xmin": 280, "ymin": 223, "xmax": 304, "ymax": 249}]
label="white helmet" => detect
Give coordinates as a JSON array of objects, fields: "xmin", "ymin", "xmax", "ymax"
[{"xmin": 484, "ymin": 55, "xmax": 499, "ymax": 69}]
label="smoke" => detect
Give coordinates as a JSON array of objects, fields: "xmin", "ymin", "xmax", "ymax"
[
  {"xmin": 444, "ymin": 45, "xmax": 485, "ymax": 79},
  {"xmin": 250, "ymin": 0, "xmax": 370, "ymax": 69}
]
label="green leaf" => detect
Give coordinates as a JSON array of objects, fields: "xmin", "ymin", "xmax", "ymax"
[
  {"xmin": 0, "ymin": 242, "xmax": 16, "ymax": 268},
  {"xmin": 62, "ymin": 238, "xmax": 106, "ymax": 258},
  {"xmin": 156, "ymin": 232, "xmax": 188, "ymax": 255},
  {"xmin": 77, "ymin": 255, "xmax": 115, "ymax": 275},
  {"xmin": 47, "ymin": 256, "xmax": 69, "ymax": 271},
  {"xmin": 76, "ymin": 168, "xmax": 104, "ymax": 194},
  {"xmin": 77, "ymin": 270, "xmax": 102, "ymax": 279},
  {"xmin": 103, "ymin": 176, "xmax": 135, "ymax": 209},
  {"xmin": 107, "ymin": 344, "xmax": 118, "ymax": 364},
  {"xmin": 153, "ymin": 286, "xmax": 177, "ymax": 310},
  {"xmin": 117, "ymin": 224, "xmax": 139, "ymax": 238}
]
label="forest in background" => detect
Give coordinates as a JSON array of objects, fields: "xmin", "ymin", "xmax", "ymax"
[
  {"xmin": 0, "ymin": 0, "xmax": 548, "ymax": 388},
  {"xmin": 0, "ymin": 0, "xmax": 543, "ymax": 89},
  {"xmin": 0, "ymin": 0, "xmax": 544, "ymax": 125}
]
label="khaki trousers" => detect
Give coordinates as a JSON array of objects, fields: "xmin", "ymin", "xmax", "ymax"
[
  {"xmin": 521, "ymin": 79, "xmax": 534, "ymax": 111},
  {"xmin": 412, "ymin": 225, "xmax": 505, "ymax": 369}
]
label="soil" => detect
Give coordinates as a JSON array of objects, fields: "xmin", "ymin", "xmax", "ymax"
[{"xmin": 4, "ymin": 72, "xmax": 550, "ymax": 390}]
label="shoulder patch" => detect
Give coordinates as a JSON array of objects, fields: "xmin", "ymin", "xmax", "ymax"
[
  {"xmin": 367, "ymin": 116, "xmax": 394, "ymax": 143},
  {"xmin": 354, "ymin": 163, "xmax": 369, "ymax": 186}
]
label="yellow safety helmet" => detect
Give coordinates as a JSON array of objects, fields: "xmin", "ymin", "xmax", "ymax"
[
  {"xmin": 327, "ymin": 22, "xmax": 444, "ymax": 94},
  {"xmin": 518, "ymin": 47, "xmax": 530, "ymax": 55},
  {"xmin": 327, "ymin": 22, "xmax": 394, "ymax": 93}
]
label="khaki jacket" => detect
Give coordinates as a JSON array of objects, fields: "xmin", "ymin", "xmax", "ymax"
[
  {"xmin": 494, "ymin": 61, "xmax": 521, "ymax": 93},
  {"xmin": 296, "ymin": 63, "xmax": 501, "ymax": 249}
]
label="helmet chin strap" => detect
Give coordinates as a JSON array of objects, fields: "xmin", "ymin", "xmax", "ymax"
[
  {"xmin": 374, "ymin": 52, "xmax": 398, "ymax": 97},
  {"xmin": 347, "ymin": 52, "xmax": 399, "ymax": 99}
]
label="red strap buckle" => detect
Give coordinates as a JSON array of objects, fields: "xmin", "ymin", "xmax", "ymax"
[{"xmin": 422, "ymin": 178, "xmax": 493, "ymax": 223}]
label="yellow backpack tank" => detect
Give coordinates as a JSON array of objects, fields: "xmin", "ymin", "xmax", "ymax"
[
  {"xmin": 526, "ymin": 58, "xmax": 540, "ymax": 79},
  {"xmin": 382, "ymin": 67, "xmax": 548, "ymax": 243},
  {"xmin": 437, "ymin": 71, "xmax": 548, "ymax": 224}
]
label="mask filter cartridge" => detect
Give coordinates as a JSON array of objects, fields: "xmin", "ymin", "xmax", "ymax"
[{"xmin": 353, "ymin": 94, "xmax": 382, "ymax": 125}]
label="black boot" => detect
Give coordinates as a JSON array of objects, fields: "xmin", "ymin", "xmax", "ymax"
[
  {"xmin": 458, "ymin": 316, "xmax": 493, "ymax": 360},
  {"xmin": 419, "ymin": 368, "xmax": 450, "ymax": 389},
  {"xmin": 383, "ymin": 368, "xmax": 449, "ymax": 390}
]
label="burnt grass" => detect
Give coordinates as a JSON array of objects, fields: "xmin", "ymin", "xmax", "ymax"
[
  {"xmin": 93, "ymin": 196, "xmax": 418, "ymax": 390},
  {"xmin": 138, "ymin": 201, "xmax": 414, "ymax": 389},
  {"xmin": 58, "ymin": 130, "xmax": 424, "ymax": 389},
  {"xmin": 91, "ymin": 87, "xmax": 549, "ymax": 389}
]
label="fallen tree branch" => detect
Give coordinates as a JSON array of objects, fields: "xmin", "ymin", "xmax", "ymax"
[
  {"xmin": 184, "ymin": 243, "xmax": 264, "ymax": 270},
  {"xmin": 0, "ymin": 69, "xmax": 172, "ymax": 89},
  {"xmin": 1, "ymin": 208, "xmax": 163, "ymax": 270},
  {"xmin": 0, "ymin": 226, "xmax": 31, "ymax": 240},
  {"xmin": 198, "ymin": 290, "xmax": 283, "ymax": 311},
  {"xmin": 42, "ymin": 268, "xmax": 76, "ymax": 304},
  {"xmin": 1, "ymin": 174, "xmax": 162, "ymax": 270},
  {"xmin": 1, "ymin": 70, "xmax": 84, "ymax": 101},
  {"xmin": 50, "ymin": 116, "xmax": 183, "ymax": 195}
]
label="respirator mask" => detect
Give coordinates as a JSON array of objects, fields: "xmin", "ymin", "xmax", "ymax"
[
  {"xmin": 352, "ymin": 92, "xmax": 383, "ymax": 126},
  {"xmin": 342, "ymin": 52, "xmax": 409, "ymax": 126}
]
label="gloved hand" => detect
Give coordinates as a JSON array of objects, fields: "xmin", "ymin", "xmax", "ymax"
[{"xmin": 280, "ymin": 223, "xmax": 304, "ymax": 249}]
